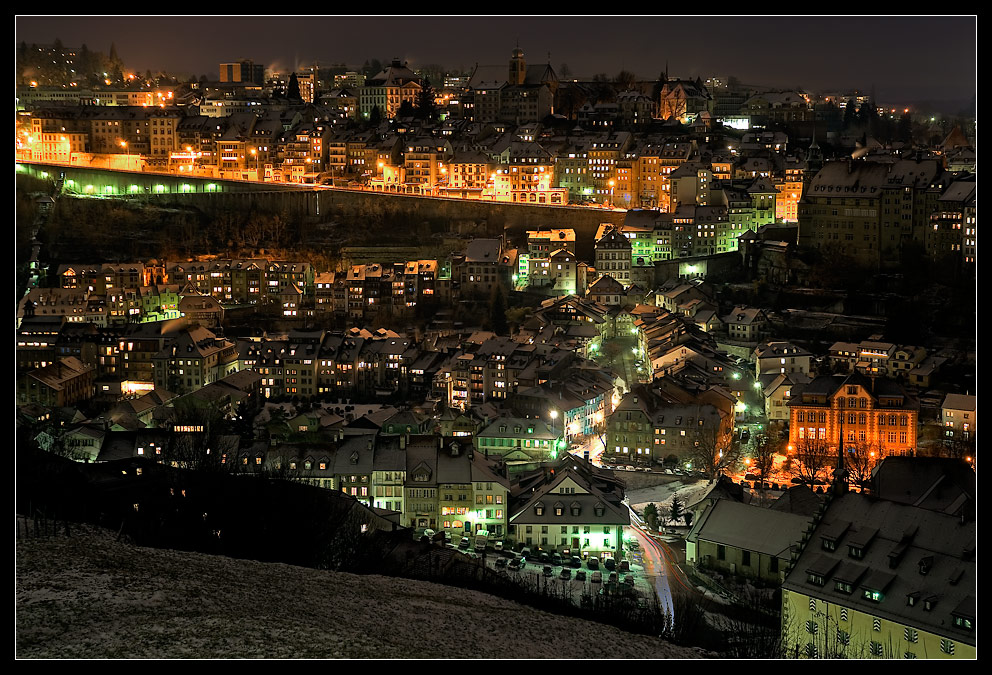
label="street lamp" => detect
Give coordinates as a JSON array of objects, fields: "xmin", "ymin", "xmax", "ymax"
[
  {"xmin": 549, "ymin": 409, "xmax": 558, "ymax": 438},
  {"xmin": 185, "ymin": 146, "xmax": 197, "ymax": 174}
]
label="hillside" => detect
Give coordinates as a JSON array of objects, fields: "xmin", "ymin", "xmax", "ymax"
[{"xmin": 16, "ymin": 522, "xmax": 711, "ymax": 659}]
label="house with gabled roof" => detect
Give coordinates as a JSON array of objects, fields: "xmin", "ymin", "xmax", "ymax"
[
  {"xmin": 17, "ymin": 356, "xmax": 95, "ymax": 408},
  {"xmin": 687, "ymin": 498, "xmax": 810, "ymax": 583},
  {"xmin": 722, "ymin": 306, "xmax": 769, "ymax": 343},
  {"xmin": 403, "ymin": 435, "xmax": 441, "ymax": 532},
  {"xmin": 586, "ymin": 275, "xmax": 625, "ymax": 307},
  {"xmin": 940, "ymin": 394, "xmax": 975, "ymax": 442},
  {"xmin": 508, "ymin": 459, "xmax": 629, "ymax": 559}
]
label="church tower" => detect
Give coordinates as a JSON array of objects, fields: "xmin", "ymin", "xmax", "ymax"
[
  {"xmin": 804, "ymin": 125, "xmax": 824, "ymax": 188},
  {"xmin": 509, "ymin": 46, "xmax": 526, "ymax": 86}
]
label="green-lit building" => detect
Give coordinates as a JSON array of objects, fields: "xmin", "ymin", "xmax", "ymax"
[{"xmin": 475, "ymin": 417, "xmax": 562, "ymax": 468}]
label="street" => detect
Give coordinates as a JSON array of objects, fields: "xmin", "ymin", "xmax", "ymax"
[{"xmin": 625, "ymin": 510, "xmax": 695, "ymax": 622}]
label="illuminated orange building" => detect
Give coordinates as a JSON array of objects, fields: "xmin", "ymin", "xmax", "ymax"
[
  {"xmin": 775, "ymin": 157, "xmax": 804, "ymax": 222},
  {"xmin": 787, "ymin": 373, "xmax": 918, "ymax": 457}
]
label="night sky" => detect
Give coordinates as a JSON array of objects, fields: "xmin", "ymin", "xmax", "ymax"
[{"xmin": 16, "ymin": 15, "xmax": 976, "ymax": 107}]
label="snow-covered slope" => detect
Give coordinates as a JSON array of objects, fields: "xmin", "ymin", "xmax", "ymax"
[{"xmin": 16, "ymin": 522, "xmax": 710, "ymax": 659}]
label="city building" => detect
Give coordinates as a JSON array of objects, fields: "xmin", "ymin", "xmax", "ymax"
[
  {"xmin": 508, "ymin": 459, "xmax": 629, "ymax": 560},
  {"xmin": 687, "ymin": 499, "xmax": 810, "ymax": 584},
  {"xmin": 940, "ymin": 393, "xmax": 975, "ymax": 442},
  {"xmin": 787, "ymin": 373, "xmax": 919, "ymax": 459},
  {"xmin": 781, "ymin": 480, "xmax": 975, "ymax": 658},
  {"xmin": 17, "ymin": 356, "xmax": 95, "ymax": 407}
]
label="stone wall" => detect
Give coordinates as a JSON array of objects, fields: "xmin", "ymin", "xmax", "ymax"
[{"xmin": 23, "ymin": 163, "xmax": 626, "ymax": 260}]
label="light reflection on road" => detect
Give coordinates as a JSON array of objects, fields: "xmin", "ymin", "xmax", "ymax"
[{"xmin": 627, "ymin": 511, "xmax": 675, "ymax": 621}]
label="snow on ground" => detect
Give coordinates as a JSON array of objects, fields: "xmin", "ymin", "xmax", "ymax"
[
  {"xmin": 16, "ymin": 521, "xmax": 712, "ymax": 659},
  {"xmin": 627, "ymin": 479, "xmax": 712, "ymax": 522}
]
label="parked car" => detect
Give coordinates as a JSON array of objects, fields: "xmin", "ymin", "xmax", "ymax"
[
  {"xmin": 623, "ymin": 574, "xmax": 635, "ymax": 586},
  {"xmin": 538, "ymin": 552, "xmax": 550, "ymax": 563},
  {"xmin": 495, "ymin": 557, "xmax": 507, "ymax": 568},
  {"xmin": 543, "ymin": 565, "xmax": 554, "ymax": 578},
  {"xmin": 608, "ymin": 571, "xmax": 618, "ymax": 584},
  {"xmin": 551, "ymin": 553, "xmax": 563, "ymax": 566},
  {"xmin": 587, "ymin": 557, "xmax": 600, "ymax": 570},
  {"xmin": 619, "ymin": 559, "xmax": 630, "ymax": 573},
  {"xmin": 559, "ymin": 568, "xmax": 572, "ymax": 581},
  {"xmin": 604, "ymin": 557, "xmax": 616, "ymax": 571},
  {"xmin": 474, "ymin": 529, "xmax": 490, "ymax": 553},
  {"xmin": 590, "ymin": 571, "xmax": 603, "ymax": 584},
  {"xmin": 569, "ymin": 556, "xmax": 582, "ymax": 568},
  {"xmin": 508, "ymin": 558, "xmax": 522, "ymax": 571},
  {"xmin": 494, "ymin": 541, "xmax": 504, "ymax": 552},
  {"xmin": 575, "ymin": 570, "xmax": 587, "ymax": 582},
  {"xmin": 458, "ymin": 537, "xmax": 471, "ymax": 550}
]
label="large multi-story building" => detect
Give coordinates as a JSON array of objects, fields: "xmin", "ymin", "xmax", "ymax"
[
  {"xmin": 219, "ymin": 60, "xmax": 265, "ymax": 85},
  {"xmin": 787, "ymin": 373, "xmax": 919, "ymax": 458},
  {"xmin": 781, "ymin": 471, "xmax": 975, "ymax": 659},
  {"xmin": 358, "ymin": 59, "xmax": 422, "ymax": 119},
  {"xmin": 927, "ymin": 176, "xmax": 976, "ymax": 272},
  {"xmin": 151, "ymin": 325, "xmax": 240, "ymax": 395},
  {"xmin": 798, "ymin": 157, "xmax": 947, "ymax": 269},
  {"xmin": 466, "ymin": 48, "xmax": 557, "ymax": 125},
  {"xmin": 594, "ymin": 226, "xmax": 632, "ymax": 286},
  {"xmin": 17, "ymin": 356, "xmax": 96, "ymax": 407},
  {"xmin": 604, "ymin": 384, "xmax": 732, "ymax": 468}
]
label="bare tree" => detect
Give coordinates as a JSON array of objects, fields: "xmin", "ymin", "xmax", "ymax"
[
  {"xmin": 687, "ymin": 418, "xmax": 739, "ymax": 479},
  {"xmin": 845, "ymin": 439, "xmax": 883, "ymax": 491},
  {"xmin": 718, "ymin": 585, "xmax": 786, "ymax": 657},
  {"xmin": 940, "ymin": 434, "xmax": 976, "ymax": 462},
  {"xmin": 613, "ymin": 70, "xmax": 637, "ymax": 92},
  {"xmin": 163, "ymin": 398, "xmax": 237, "ymax": 472},
  {"xmin": 749, "ymin": 433, "xmax": 779, "ymax": 504},
  {"xmin": 790, "ymin": 436, "xmax": 833, "ymax": 487}
]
